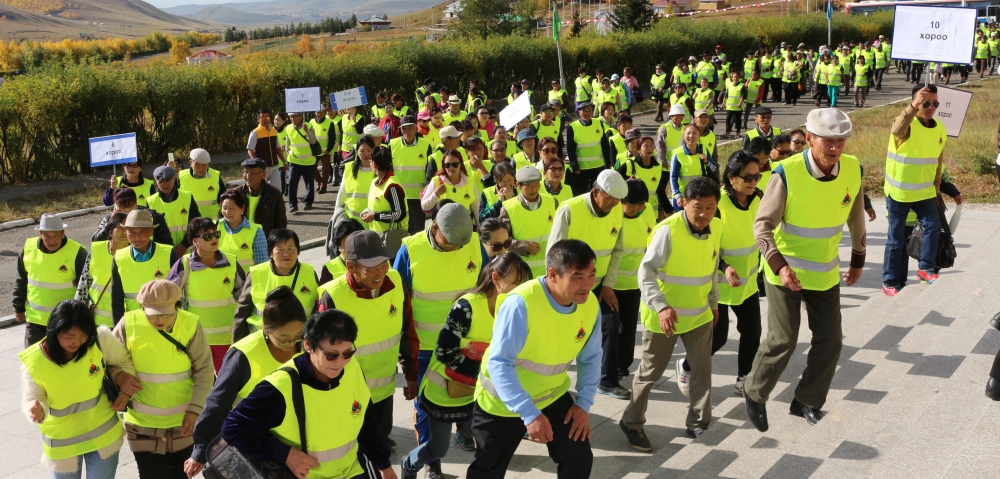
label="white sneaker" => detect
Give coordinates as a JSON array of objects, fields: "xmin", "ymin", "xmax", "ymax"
[
  {"xmin": 735, "ymin": 376, "xmax": 746, "ymax": 396},
  {"xmin": 675, "ymin": 358, "xmax": 691, "ymax": 398}
]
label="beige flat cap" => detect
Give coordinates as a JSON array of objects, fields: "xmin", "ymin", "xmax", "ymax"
[
  {"xmin": 805, "ymin": 108, "xmax": 852, "ymax": 139},
  {"xmin": 136, "ymin": 279, "xmax": 181, "ymax": 316}
]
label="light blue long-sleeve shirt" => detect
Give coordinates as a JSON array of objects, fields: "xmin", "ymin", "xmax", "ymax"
[{"xmin": 486, "ymin": 277, "xmax": 603, "ymax": 426}]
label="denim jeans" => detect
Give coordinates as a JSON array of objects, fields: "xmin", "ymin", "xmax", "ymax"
[
  {"xmin": 52, "ymin": 451, "xmax": 120, "ymax": 479},
  {"xmin": 287, "ymin": 163, "xmax": 316, "ymax": 208},
  {"xmin": 402, "ymin": 415, "xmax": 454, "ymax": 475},
  {"xmin": 883, "ymin": 196, "xmax": 941, "ymax": 288},
  {"xmin": 412, "ymin": 350, "xmax": 438, "ymax": 465}
]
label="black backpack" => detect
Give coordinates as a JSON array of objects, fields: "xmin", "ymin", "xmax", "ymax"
[{"xmin": 906, "ymin": 196, "xmax": 957, "ymax": 270}]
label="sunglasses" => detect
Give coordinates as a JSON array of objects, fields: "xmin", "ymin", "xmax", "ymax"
[
  {"xmin": 739, "ymin": 173, "xmax": 763, "ymax": 183},
  {"xmin": 921, "ymin": 101, "xmax": 940, "ymax": 109},
  {"xmin": 775, "ymin": 149, "xmax": 792, "ymax": 156},
  {"xmin": 757, "ymin": 115, "xmax": 772, "ymax": 120},
  {"xmin": 541, "ymin": 147, "xmax": 558, "ymax": 153},
  {"xmin": 791, "ymin": 140, "xmax": 807, "ymax": 145},
  {"xmin": 198, "ymin": 231, "xmax": 222, "ymax": 241},
  {"xmin": 488, "ymin": 238, "xmax": 513, "ymax": 252},
  {"xmin": 443, "ymin": 162, "xmax": 462, "ymax": 168},
  {"xmin": 314, "ymin": 348, "xmax": 357, "ymax": 362},
  {"xmin": 545, "ymin": 166, "xmax": 564, "ymax": 172}
]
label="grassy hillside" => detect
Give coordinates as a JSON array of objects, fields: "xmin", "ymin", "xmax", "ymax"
[{"xmin": 0, "ymin": 0, "xmax": 219, "ymax": 42}]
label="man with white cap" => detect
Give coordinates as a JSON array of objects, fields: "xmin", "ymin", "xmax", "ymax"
[
  {"xmin": 283, "ymin": 111, "xmax": 319, "ymax": 214},
  {"xmin": 178, "ymin": 148, "xmax": 226, "ymax": 221},
  {"xmin": 743, "ymin": 108, "xmax": 866, "ymax": 432},
  {"xmin": 427, "ymin": 125, "xmax": 467, "ymax": 176},
  {"xmin": 147, "ymin": 164, "xmax": 199, "ymax": 250},
  {"xmin": 499, "ymin": 166, "xmax": 559, "ymax": 278},
  {"xmin": 656, "ymin": 104, "xmax": 687, "ymax": 164},
  {"xmin": 390, "ymin": 114, "xmax": 434, "ymax": 234},
  {"xmin": 442, "ymin": 95, "xmax": 468, "ymax": 125},
  {"xmin": 110, "ymin": 209, "xmax": 181, "ymax": 323},
  {"xmin": 13, "ymin": 213, "xmax": 87, "ymax": 347},
  {"xmin": 548, "ymin": 169, "xmax": 629, "ymax": 399}
]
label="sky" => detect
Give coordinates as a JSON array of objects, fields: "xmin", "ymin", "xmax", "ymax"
[{"xmin": 153, "ymin": 0, "xmax": 241, "ymax": 7}]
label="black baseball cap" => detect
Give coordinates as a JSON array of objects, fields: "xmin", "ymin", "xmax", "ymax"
[{"xmin": 345, "ymin": 231, "xmax": 392, "ymax": 268}]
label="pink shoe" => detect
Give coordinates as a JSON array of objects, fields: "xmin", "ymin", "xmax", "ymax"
[
  {"xmin": 917, "ymin": 270, "xmax": 939, "ymax": 284},
  {"xmin": 881, "ymin": 285, "xmax": 899, "ymax": 298}
]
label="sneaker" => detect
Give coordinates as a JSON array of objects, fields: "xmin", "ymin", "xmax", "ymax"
[
  {"xmin": 597, "ymin": 385, "xmax": 631, "ymax": 400},
  {"xmin": 735, "ymin": 376, "xmax": 746, "ymax": 396},
  {"xmin": 303, "ymin": 205, "xmax": 314, "ymax": 211},
  {"xmin": 675, "ymin": 358, "xmax": 691, "ymax": 398},
  {"xmin": 686, "ymin": 428, "xmax": 707, "ymax": 439},
  {"xmin": 881, "ymin": 285, "xmax": 899, "ymax": 298},
  {"xmin": 425, "ymin": 463, "xmax": 444, "ymax": 479},
  {"xmin": 619, "ymin": 419, "xmax": 652, "ymax": 452},
  {"xmin": 289, "ymin": 206, "xmax": 299, "ymax": 214},
  {"xmin": 917, "ymin": 270, "xmax": 938, "ymax": 284},
  {"xmin": 455, "ymin": 422, "xmax": 476, "ymax": 451},
  {"xmin": 402, "ymin": 466, "xmax": 418, "ymax": 479}
]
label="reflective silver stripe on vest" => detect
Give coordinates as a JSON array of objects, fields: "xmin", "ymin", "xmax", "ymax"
[
  {"xmin": 130, "ymin": 400, "xmax": 190, "ymax": 417},
  {"xmin": 425, "ymin": 369, "xmax": 449, "ymax": 389},
  {"xmin": 356, "ymin": 332, "xmax": 402, "ymax": 356},
  {"xmin": 523, "ymin": 234, "xmax": 550, "ymax": 243},
  {"xmin": 592, "ymin": 248, "xmax": 613, "ymax": 258},
  {"xmin": 884, "ymin": 173, "xmax": 934, "ymax": 191},
  {"xmin": 479, "ymin": 374, "xmax": 557, "ymax": 404},
  {"xmin": 886, "ymin": 151, "xmax": 938, "ymax": 165},
  {"xmin": 673, "ymin": 304, "xmax": 709, "ymax": 317},
  {"xmin": 525, "ymin": 258, "xmax": 546, "ymax": 268},
  {"xmin": 718, "ymin": 265, "xmax": 759, "ymax": 283},
  {"xmin": 123, "ymin": 293, "xmax": 138, "ymax": 300},
  {"xmin": 655, "ymin": 271, "xmax": 713, "ymax": 287},
  {"xmin": 514, "ymin": 358, "xmax": 569, "ymax": 376},
  {"xmin": 188, "ymin": 297, "xmax": 236, "ymax": 308},
  {"xmin": 203, "ymin": 325, "xmax": 233, "ymax": 336},
  {"xmin": 679, "ymin": 175, "xmax": 701, "ymax": 181},
  {"xmin": 396, "ymin": 165, "xmax": 425, "ymax": 171},
  {"xmin": 618, "ymin": 269, "xmax": 638, "ymax": 277},
  {"xmin": 310, "ymin": 439, "xmax": 356, "ymax": 464},
  {"xmin": 414, "ymin": 321, "xmax": 444, "ymax": 332},
  {"xmin": 412, "ymin": 289, "xmax": 468, "ymax": 301},
  {"xmin": 28, "ymin": 279, "xmax": 74, "ymax": 289},
  {"xmin": 194, "ymin": 199, "xmax": 219, "ymax": 207},
  {"xmin": 27, "ymin": 301, "xmax": 56, "ymax": 313},
  {"xmin": 721, "ymin": 245, "xmax": 757, "ymax": 257},
  {"xmin": 400, "ymin": 183, "xmax": 426, "ymax": 190},
  {"xmin": 576, "ymin": 140, "xmax": 601, "ymax": 148},
  {"xmin": 366, "ymin": 375, "xmax": 396, "ymax": 390},
  {"xmin": 137, "ymin": 370, "xmax": 192, "ymax": 384},
  {"xmin": 621, "ymin": 247, "xmax": 646, "ymax": 256},
  {"xmin": 49, "ymin": 394, "xmax": 102, "ymax": 418},
  {"xmin": 785, "ymin": 255, "xmax": 840, "ymax": 273},
  {"xmin": 94, "ymin": 308, "xmax": 112, "ymax": 319},
  {"xmin": 344, "ymin": 193, "xmax": 368, "ymax": 199},
  {"xmin": 42, "ymin": 414, "xmax": 118, "ymax": 448},
  {"xmin": 167, "ymin": 225, "xmax": 186, "ymax": 233},
  {"xmin": 780, "ymin": 222, "xmax": 844, "ymax": 239}
]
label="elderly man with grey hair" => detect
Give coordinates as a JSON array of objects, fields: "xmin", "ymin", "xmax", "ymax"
[{"xmin": 743, "ymin": 108, "xmax": 867, "ymax": 432}]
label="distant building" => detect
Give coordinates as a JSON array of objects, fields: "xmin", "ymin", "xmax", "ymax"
[
  {"xmin": 185, "ymin": 49, "xmax": 231, "ymax": 65},
  {"xmin": 443, "ymin": 1, "xmax": 462, "ymax": 20},
  {"xmin": 359, "ymin": 15, "xmax": 392, "ymax": 31},
  {"xmin": 652, "ymin": 0, "xmax": 691, "ymax": 14}
]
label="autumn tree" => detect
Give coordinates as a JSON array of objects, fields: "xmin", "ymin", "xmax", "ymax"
[{"xmin": 169, "ymin": 40, "xmax": 190, "ymax": 64}]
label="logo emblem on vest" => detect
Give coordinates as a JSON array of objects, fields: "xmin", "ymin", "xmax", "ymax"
[
  {"xmin": 88, "ymin": 360, "xmax": 101, "ymax": 378},
  {"xmin": 418, "ymin": 153, "xmax": 424, "ymax": 158},
  {"xmin": 299, "ymin": 285, "xmax": 311, "ymax": 294},
  {"xmin": 712, "ymin": 247, "xmax": 717, "ymax": 260},
  {"xmin": 841, "ymin": 188, "xmax": 852, "ymax": 207},
  {"xmin": 138, "ymin": 194, "xmax": 145, "ymax": 199},
  {"xmin": 223, "ymin": 275, "xmax": 231, "ymax": 285},
  {"xmin": 466, "ymin": 258, "xmax": 477, "ymax": 273},
  {"xmin": 647, "ymin": 225, "xmax": 653, "ymax": 234},
  {"xmin": 652, "ymin": 176, "xmax": 657, "ymax": 182},
  {"xmin": 351, "ymin": 397, "xmax": 363, "ymax": 418},
  {"xmin": 180, "ymin": 208, "xmax": 187, "ymax": 214},
  {"xmin": 240, "ymin": 242, "xmax": 249, "ymax": 250},
  {"xmin": 547, "ymin": 214, "xmax": 553, "ymax": 222},
  {"xmin": 610, "ymin": 225, "xmax": 618, "ymax": 236},
  {"xmin": 154, "ymin": 268, "xmax": 164, "ymax": 278},
  {"xmin": 59, "ymin": 264, "xmax": 68, "ymax": 272},
  {"xmin": 575, "ymin": 322, "xmax": 586, "ymax": 343},
  {"xmin": 208, "ymin": 185, "xmax": 215, "ymax": 191},
  {"xmin": 464, "ymin": 192, "xmax": 471, "ymax": 199},
  {"xmin": 388, "ymin": 302, "xmax": 398, "ymax": 316}
]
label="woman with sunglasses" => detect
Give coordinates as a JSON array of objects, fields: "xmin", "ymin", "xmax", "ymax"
[
  {"xmin": 169, "ymin": 218, "xmax": 246, "ymax": 372},
  {"xmin": 223, "ymin": 309, "xmax": 398, "ymax": 479},
  {"xmin": 475, "ymin": 106, "xmax": 495, "ymax": 138},
  {"xmin": 76, "ymin": 212, "xmax": 129, "ymax": 328},
  {"xmin": 233, "ymin": 228, "xmax": 318, "ymax": 342},
  {"xmin": 538, "ymin": 139, "xmax": 573, "ymax": 203},
  {"xmin": 400, "ymin": 253, "xmax": 532, "ymax": 479},
  {"xmin": 479, "ymin": 218, "xmax": 513, "ymax": 259},
  {"xmin": 365, "ymin": 145, "xmax": 408, "ymax": 233},
  {"xmin": 788, "ymin": 129, "xmax": 808, "ymax": 154},
  {"xmin": 183, "ymin": 286, "xmax": 305, "ymax": 479},
  {"xmin": 103, "ymin": 158, "xmax": 156, "ymax": 207},
  {"xmin": 422, "ymin": 149, "xmax": 481, "ymax": 222},
  {"xmin": 217, "ymin": 189, "xmax": 268, "ymax": 271},
  {"xmin": 479, "ymin": 162, "xmax": 517, "ymax": 221}
]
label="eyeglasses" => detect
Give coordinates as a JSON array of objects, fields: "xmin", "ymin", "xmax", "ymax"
[
  {"xmin": 487, "ymin": 238, "xmax": 513, "ymax": 252},
  {"xmin": 541, "ymin": 147, "xmax": 558, "ymax": 153},
  {"xmin": 242, "ymin": 169, "xmax": 264, "ymax": 176},
  {"xmin": 314, "ymin": 348, "xmax": 356, "ymax": 362},
  {"xmin": 198, "ymin": 231, "xmax": 222, "ymax": 241},
  {"xmin": 791, "ymin": 140, "xmax": 807, "ymax": 145},
  {"xmin": 443, "ymin": 162, "xmax": 462, "ymax": 169},
  {"xmin": 124, "ymin": 163, "xmax": 140, "ymax": 168},
  {"xmin": 545, "ymin": 166, "xmax": 564, "ymax": 172},
  {"xmin": 738, "ymin": 173, "xmax": 763, "ymax": 183},
  {"xmin": 921, "ymin": 101, "xmax": 940, "ymax": 109},
  {"xmin": 266, "ymin": 331, "xmax": 302, "ymax": 348},
  {"xmin": 775, "ymin": 149, "xmax": 792, "ymax": 156},
  {"xmin": 757, "ymin": 115, "xmax": 772, "ymax": 120},
  {"xmin": 491, "ymin": 149, "xmax": 506, "ymax": 153}
]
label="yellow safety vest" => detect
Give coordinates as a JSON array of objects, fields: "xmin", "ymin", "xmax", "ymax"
[
  {"xmin": 532, "ymin": 120, "xmax": 561, "ymax": 145},
  {"xmin": 340, "ymin": 164, "xmax": 376, "ymax": 225},
  {"xmin": 324, "ymin": 257, "xmax": 348, "ymax": 284},
  {"xmin": 504, "ymin": 194, "xmax": 558, "ymax": 277},
  {"xmin": 724, "ymin": 79, "xmax": 744, "ymax": 111},
  {"xmin": 230, "ymin": 331, "xmax": 300, "ymax": 405},
  {"xmin": 124, "ymin": 309, "xmax": 198, "ymax": 429},
  {"xmin": 87, "ymin": 241, "xmax": 115, "ymax": 327},
  {"xmin": 265, "ymin": 359, "xmax": 368, "ymax": 479},
  {"xmin": 19, "ymin": 340, "xmax": 122, "ymax": 460},
  {"xmin": 476, "ymin": 279, "xmax": 597, "ymax": 416},
  {"xmin": 672, "ymin": 144, "xmax": 705, "ymax": 198},
  {"xmin": 117, "ymin": 177, "xmax": 155, "ymax": 208},
  {"xmin": 745, "ymin": 126, "xmax": 780, "ymax": 145},
  {"xmin": 339, "ymin": 114, "xmax": 363, "ymax": 154},
  {"xmin": 828, "ymin": 64, "xmax": 843, "ymax": 86},
  {"xmin": 248, "ymin": 262, "xmax": 318, "ymax": 331},
  {"xmin": 402, "ymin": 231, "xmax": 482, "ymax": 350},
  {"xmin": 368, "ymin": 175, "xmax": 407, "ymax": 233},
  {"xmin": 608, "ymin": 130, "xmax": 627, "ymax": 162},
  {"xmin": 650, "ymin": 72, "xmax": 667, "ymax": 91},
  {"xmin": 430, "ymin": 175, "xmax": 478, "ymax": 213},
  {"xmin": 677, "ymin": 70, "xmax": 694, "ymax": 87},
  {"xmin": 285, "ymin": 125, "xmax": 317, "ymax": 167},
  {"xmin": 658, "ymin": 122, "xmax": 684, "ymax": 162},
  {"xmin": 389, "ymin": 137, "xmax": 431, "ymax": 200},
  {"xmin": 217, "ymin": 219, "xmax": 263, "ymax": 271},
  {"xmin": 693, "ymin": 88, "xmax": 714, "ymax": 116},
  {"xmin": 746, "ymin": 79, "xmax": 765, "ymax": 104},
  {"xmin": 560, "ymin": 194, "xmax": 623, "ymax": 280},
  {"xmin": 744, "ymin": 58, "xmax": 757, "ymax": 78},
  {"xmin": 309, "ymin": 117, "xmax": 334, "ymax": 152},
  {"xmin": 639, "ymin": 214, "xmax": 721, "ymax": 334},
  {"xmin": 783, "ymin": 61, "xmax": 800, "ymax": 82},
  {"xmin": 569, "ymin": 120, "xmax": 606, "ymax": 171},
  {"xmin": 669, "ymin": 93, "xmax": 692, "ymax": 124},
  {"xmin": 764, "ymin": 152, "xmax": 861, "ymax": 291},
  {"xmin": 616, "ymin": 206, "xmax": 657, "ymax": 291},
  {"xmin": 178, "ymin": 168, "xmax": 221, "ymax": 220},
  {"xmin": 146, "ymin": 190, "xmax": 193, "ymax": 246},
  {"xmin": 874, "ymin": 50, "xmax": 887, "ymax": 69},
  {"xmin": 114, "ymin": 243, "xmax": 171, "ymax": 315},
  {"xmin": 442, "ymin": 109, "xmax": 467, "ymax": 125},
  {"xmin": 622, "ymin": 159, "xmax": 661, "ymax": 210},
  {"xmin": 420, "ymin": 292, "xmax": 494, "ymax": 407},
  {"xmin": 717, "ymin": 191, "xmax": 760, "ymax": 305},
  {"xmin": 574, "ymin": 75, "xmax": 593, "ymax": 102},
  {"xmin": 976, "ymin": 40, "xmax": 990, "ymax": 59},
  {"xmin": 760, "ymin": 56, "xmax": 773, "ymax": 79},
  {"xmin": 547, "ymin": 89, "xmax": 567, "ymax": 103},
  {"xmin": 884, "ymin": 117, "xmax": 946, "ymax": 203},
  {"xmin": 318, "ymin": 270, "xmax": 404, "ymax": 402},
  {"xmin": 180, "ymin": 252, "xmax": 238, "ymax": 346},
  {"xmin": 23, "ymin": 237, "xmax": 82, "ymax": 327}
]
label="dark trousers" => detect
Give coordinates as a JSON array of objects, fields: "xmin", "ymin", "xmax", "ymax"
[
  {"xmin": 874, "ymin": 67, "xmax": 886, "ymax": 89},
  {"xmin": 407, "ymin": 199, "xmax": 426, "ymax": 234},
  {"xmin": 769, "ymin": 78, "xmax": 782, "ymax": 101},
  {"xmin": 614, "ymin": 288, "xmax": 642, "ymax": 377},
  {"xmin": 782, "ymin": 82, "xmax": 798, "ymax": 104},
  {"xmin": 315, "ymin": 154, "xmax": 332, "ymax": 190},
  {"xmin": 725, "ymin": 110, "xmax": 742, "ymax": 134},
  {"xmin": 815, "ymin": 83, "xmax": 830, "ymax": 106},
  {"xmin": 883, "ymin": 196, "xmax": 940, "ymax": 288},
  {"xmin": 467, "ymin": 394, "xmax": 593, "ymax": 479},
  {"xmin": 741, "ymin": 103, "xmax": 757, "ymax": 130},
  {"xmin": 134, "ymin": 445, "xmax": 193, "ymax": 479},
  {"xmin": 713, "ymin": 294, "xmax": 763, "ymax": 378},
  {"xmin": 991, "ymin": 348, "xmax": 1000, "ymax": 380},
  {"xmin": 24, "ymin": 322, "xmax": 46, "ymax": 348},
  {"xmin": 372, "ymin": 396, "xmax": 394, "ymax": 442},
  {"xmin": 596, "ymin": 284, "xmax": 620, "ymax": 388},
  {"xmin": 288, "ymin": 163, "xmax": 316, "ymax": 209},
  {"xmin": 911, "ymin": 63, "xmax": 925, "ymax": 82},
  {"xmin": 572, "ymin": 167, "xmax": 603, "ymax": 197}
]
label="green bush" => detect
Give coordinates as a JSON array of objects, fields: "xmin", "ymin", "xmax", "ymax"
[{"xmin": 0, "ymin": 11, "xmax": 893, "ymax": 185}]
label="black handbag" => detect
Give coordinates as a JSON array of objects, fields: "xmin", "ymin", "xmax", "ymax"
[
  {"xmin": 203, "ymin": 366, "xmax": 307, "ymax": 479},
  {"xmin": 906, "ymin": 196, "xmax": 957, "ymax": 270},
  {"xmin": 294, "ymin": 126, "xmax": 323, "ymax": 158}
]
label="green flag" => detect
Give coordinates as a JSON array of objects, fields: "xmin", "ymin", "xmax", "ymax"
[{"xmin": 552, "ymin": 9, "xmax": 560, "ymax": 41}]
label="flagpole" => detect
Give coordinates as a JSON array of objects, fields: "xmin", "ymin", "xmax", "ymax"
[
  {"xmin": 827, "ymin": 1, "xmax": 832, "ymax": 46},
  {"xmin": 555, "ymin": 6, "xmax": 566, "ymax": 90}
]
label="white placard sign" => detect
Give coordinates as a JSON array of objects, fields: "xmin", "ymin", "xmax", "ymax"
[
  {"xmin": 499, "ymin": 93, "xmax": 531, "ymax": 131},
  {"xmin": 285, "ymin": 87, "xmax": 322, "ymax": 113},
  {"xmin": 329, "ymin": 86, "xmax": 368, "ymax": 110},
  {"xmin": 890, "ymin": 5, "xmax": 978, "ymax": 64},
  {"xmin": 933, "ymin": 85, "xmax": 973, "ymax": 138},
  {"xmin": 89, "ymin": 133, "xmax": 137, "ymax": 167}
]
